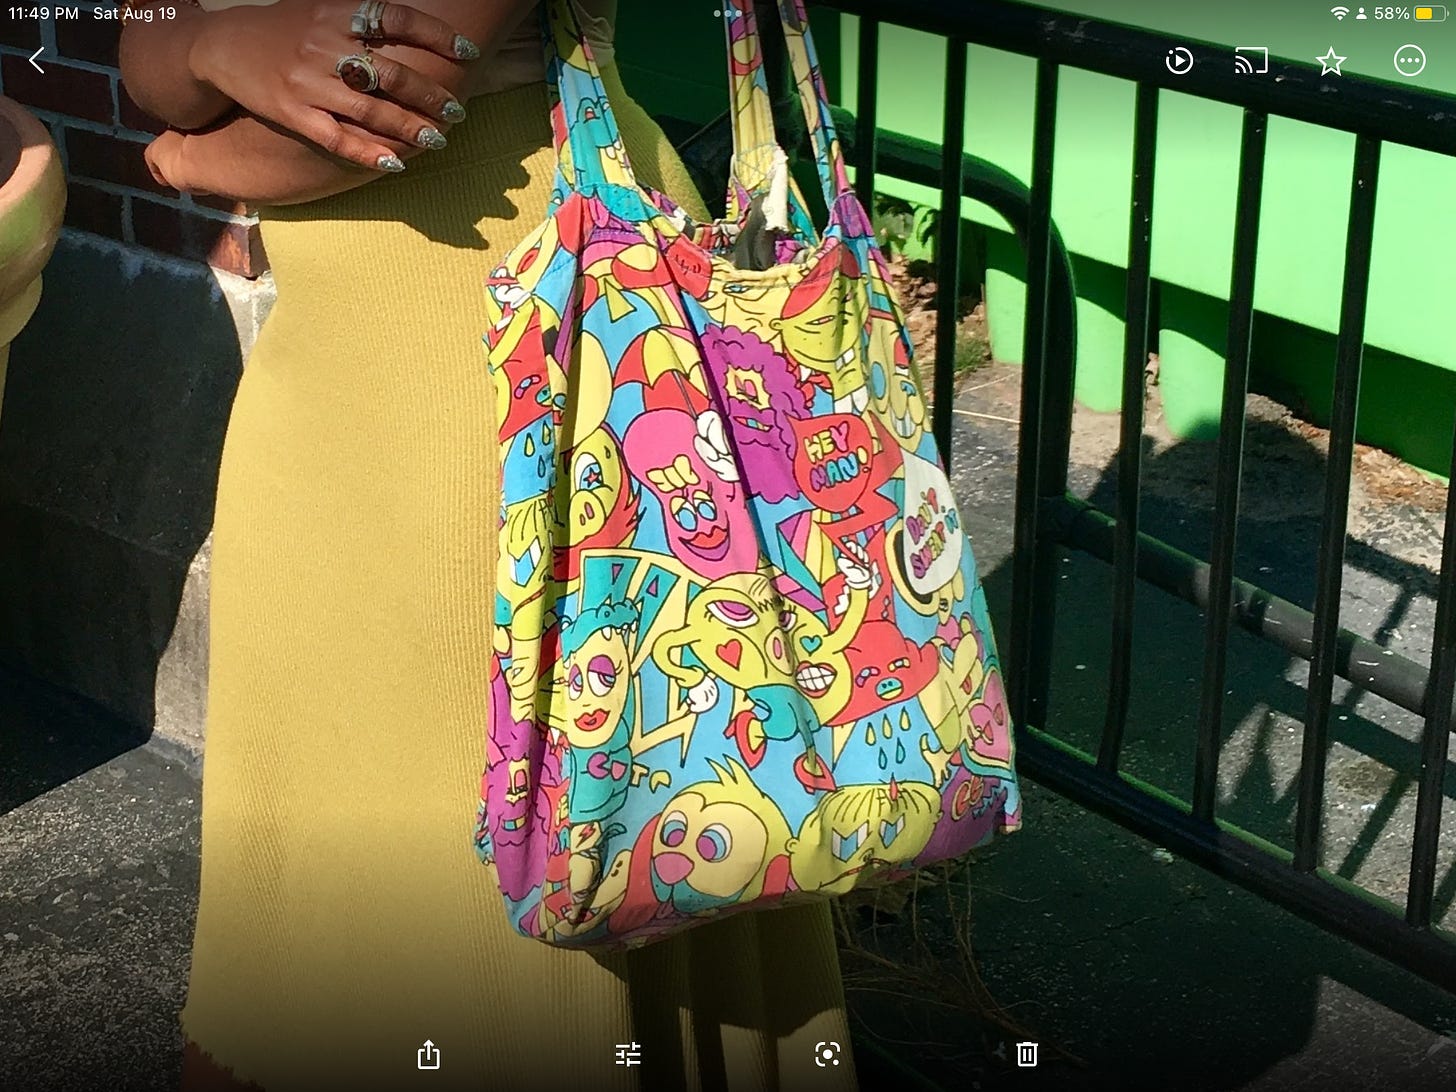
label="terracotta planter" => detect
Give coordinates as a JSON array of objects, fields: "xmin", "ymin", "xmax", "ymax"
[{"xmin": 0, "ymin": 95, "xmax": 66, "ymax": 428}]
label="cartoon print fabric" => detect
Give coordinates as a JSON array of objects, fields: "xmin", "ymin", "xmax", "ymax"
[{"xmin": 475, "ymin": 0, "xmax": 1022, "ymax": 949}]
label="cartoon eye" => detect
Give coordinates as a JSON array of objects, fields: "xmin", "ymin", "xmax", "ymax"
[
  {"xmin": 705, "ymin": 598, "xmax": 759, "ymax": 628},
  {"xmin": 778, "ymin": 609, "xmax": 797, "ymax": 631},
  {"xmin": 514, "ymin": 376, "xmax": 539, "ymax": 398},
  {"xmin": 725, "ymin": 283, "xmax": 750, "ymax": 295},
  {"xmin": 672, "ymin": 502, "xmax": 699, "ymax": 533},
  {"xmin": 831, "ymin": 821, "xmax": 869, "ymax": 863},
  {"xmin": 808, "ymin": 314, "xmax": 836, "ymax": 327},
  {"xmin": 880, "ymin": 815, "xmax": 906, "ymax": 848},
  {"xmin": 695, "ymin": 498, "xmax": 717, "ymax": 521},
  {"xmin": 510, "ymin": 769, "xmax": 528, "ymax": 792},
  {"xmin": 587, "ymin": 655, "xmax": 617, "ymax": 697},
  {"xmin": 660, "ymin": 811, "xmax": 688, "ymax": 848},
  {"xmin": 900, "ymin": 381, "xmax": 917, "ymax": 397},
  {"xmin": 890, "ymin": 657, "xmax": 910, "ymax": 672},
  {"xmin": 855, "ymin": 667, "xmax": 880, "ymax": 685},
  {"xmin": 567, "ymin": 664, "xmax": 584, "ymax": 699},
  {"xmin": 735, "ymin": 378, "xmax": 761, "ymax": 402},
  {"xmin": 696, "ymin": 824, "xmax": 732, "ymax": 863}
]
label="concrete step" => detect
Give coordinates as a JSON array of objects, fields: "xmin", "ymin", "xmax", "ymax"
[{"xmin": 0, "ymin": 231, "xmax": 273, "ymax": 754}]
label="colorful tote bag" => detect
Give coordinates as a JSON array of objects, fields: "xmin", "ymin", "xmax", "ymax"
[{"xmin": 475, "ymin": 0, "xmax": 1022, "ymax": 949}]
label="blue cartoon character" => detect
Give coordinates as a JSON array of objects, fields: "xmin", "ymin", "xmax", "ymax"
[{"xmin": 550, "ymin": 600, "xmax": 645, "ymax": 823}]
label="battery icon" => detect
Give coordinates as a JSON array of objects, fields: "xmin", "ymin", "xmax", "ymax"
[{"xmin": 1415, "ymin": 5, "xmax": 1447, "ymax": 19}]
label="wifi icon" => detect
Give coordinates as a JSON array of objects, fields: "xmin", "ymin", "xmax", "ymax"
[{"xmin": 1332, "ymin": 5, "xmax": 1351, "ymax": 17}]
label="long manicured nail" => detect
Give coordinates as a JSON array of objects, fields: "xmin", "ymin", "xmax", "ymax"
[
  {"xmin": 377, "ymin": 154, "xmax": 406, "ymax": 172},
  {"xmin": 441, "ymin": 100, "xmax": 466, "ymax": 124},
  {"xmin": 416, "ymin": 127, "xmax": 447, "ymax": 150},
  {"xmin": 453, "ymin": 35, "xmax": 480, "ymax": 61}
]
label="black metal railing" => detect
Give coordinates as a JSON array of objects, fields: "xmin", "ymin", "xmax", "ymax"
[{"xmin": 813, "ymin": 0, "xmax": 1456, "ymax": 992}]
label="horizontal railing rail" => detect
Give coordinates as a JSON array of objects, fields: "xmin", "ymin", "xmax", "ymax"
[{"xmin": 807, "ymin": 0, "xmax": 1456, "ymax": 993}]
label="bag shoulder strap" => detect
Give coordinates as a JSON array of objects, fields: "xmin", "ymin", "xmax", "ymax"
[
  {"xmin": 724, "ymin": 0, "xmax": 854, "ymax": 213},
  {"xmin": 544, "ymin": 0, "xmax": 640, "ymax": 203}
]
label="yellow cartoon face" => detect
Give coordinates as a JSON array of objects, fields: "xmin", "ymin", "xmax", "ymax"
[
  {"xmin": 650, "ymin": 760, "xmax": 791, "ymax": 911},
  {"xmin": 772, "ymin": 252, "xmax": 868, "ymax": 399},
  {"xmin": 682, "ymin": 572, "xmax": 796, "ymax": 687},
  {"xmin": 554, "ymin": 624, "xmax": 631, "ymax": 748},
  {"xmin": 776, "ymin": 601, "xmax": 852, "ymax": 718},
  {"xmin": 786, "ymin": 780, "xmax": 940, "ymax": 895},
  {"xmin": 715, "ymin": 279, "xmax": 792, "ymax": 332},
  {"xmin": 868, "ymin": 322, "xmax": 927, "ymax": 451}
]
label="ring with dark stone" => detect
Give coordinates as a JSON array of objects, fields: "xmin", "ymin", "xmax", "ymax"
[{"xmin": 335, "ymin": 52, "xmax": 381, "ymax": 94}]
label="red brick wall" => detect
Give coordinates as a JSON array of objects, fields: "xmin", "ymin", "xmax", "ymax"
[{"xmin": 0, "ymin": 5, "xmax": 267, "ymax": 278}]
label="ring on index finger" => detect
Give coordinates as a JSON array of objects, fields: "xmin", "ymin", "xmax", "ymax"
[
  {"xmin": 335, "ymin": 51, "xmax": 381, "ymax": 94},
  {"xmin": 349, "ymin": 0, "xmax": 388, "ymax": 41}
]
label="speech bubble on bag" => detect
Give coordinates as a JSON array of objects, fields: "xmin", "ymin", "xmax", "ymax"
[
  {"xmin": 790, "ymin": 413, "xmax": 876, "ymax": 513},
  {"xmin": 898, "ymin": 450, "xmax": 965, "ymax": 596}
]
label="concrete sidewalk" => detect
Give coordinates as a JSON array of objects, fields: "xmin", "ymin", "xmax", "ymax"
[{"xmin": 4, "ymin": 366, "xmax": 1456, "ymax": 1091}]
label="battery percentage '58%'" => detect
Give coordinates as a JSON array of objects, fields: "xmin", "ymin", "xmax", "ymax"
[{"xmin": 1364, "ymin": 5, "xmax": 1449, "ymax": 17}]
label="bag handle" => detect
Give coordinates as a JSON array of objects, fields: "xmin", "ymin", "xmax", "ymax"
[
  {"xmin": 545, "ymin": 0, "xmax": 851, "ymax": 215},
  {"xmin": 543, "ymin": 0, "xmax": 641, "ymax": 201},
  {"xmin": 723, "ymin": 0, "xmax": 854, "ymax": 214}
]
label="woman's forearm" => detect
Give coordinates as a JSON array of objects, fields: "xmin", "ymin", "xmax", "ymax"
[
  {"xmin": 139, "ymin": 0, "xmax": 543, "ymax": 204},
  {"xmin": 146, "ymin": 114, "xmax": 389, "ymax": 205},
  {"xmin": 118, "ymin": 4, "xmax": 235, "ymax": 131}
]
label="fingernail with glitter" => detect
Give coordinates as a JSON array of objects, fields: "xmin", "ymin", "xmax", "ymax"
[
  {"xmin": 377, "ymin": 154, "xmax": 406, "ymax": 173},
  {"xmin": 441, "ymin": 100, "xmax": 466, "ymax": 124},
  {"xmin": 454, "ymin": 35, "xmax": 481, "ymax": 60},
  {"xmin": 416, "ymin": 127, "xmax": 447, "ymax": 150}
]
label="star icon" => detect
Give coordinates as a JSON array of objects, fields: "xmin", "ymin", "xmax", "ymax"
[{"xmin": 1317, "ymin": 47, "xmax": 1347, "ymax": 76}]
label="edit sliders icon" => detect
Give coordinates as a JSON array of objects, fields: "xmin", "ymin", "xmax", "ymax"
[{"xmin": 417, "ymin": 1040, "xmax": 441, "ymax": 1070}]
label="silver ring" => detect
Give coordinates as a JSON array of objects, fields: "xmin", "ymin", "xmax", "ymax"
[
  {"xmin": 335, "ymin": 52, "xmax": 381, "ymax": 94},
  {"xmin": 349, "ymin": 0, "xmax": 387, "ymax": 40}
]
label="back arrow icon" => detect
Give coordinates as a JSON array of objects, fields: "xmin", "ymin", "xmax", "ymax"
[{"xmin": 28, "ymin": 48, "xmax": 44, "ymax": 74}]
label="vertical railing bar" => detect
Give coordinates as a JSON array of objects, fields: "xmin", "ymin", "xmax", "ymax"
[
  {"xmin": 1099, "ymin": 82, "xmax": 1159, "ymax": 773},
  {"xmin": 1408, "ymin": 410, "xmax": 1456, "ymax": 927},
  {"xmin": 855, "ymin": 16, "xmax": 880, "ymax": 209},
  {"xmin": 931, "ymin": 37, "xmax": 968, "ymax": 469},
  {"xmin": 1191, "ymin": 109, "xmax": 1268, "ymax": 823},
  {"xmin": 1008, "ymin": 59, "xmax": 1059, "ymax": 727},
  {"xmin": 1293, "ymin": 135, "xmax": 1382, "ymax": 874}
]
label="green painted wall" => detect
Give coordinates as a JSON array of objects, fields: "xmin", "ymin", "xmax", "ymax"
[
  {"xmin": 617, "ymin": 2, "xmax": 1456, "ymax": 474},
  {"xmin": 836, "ymin": 2, "xmax": 1456, "ymax": 472}
]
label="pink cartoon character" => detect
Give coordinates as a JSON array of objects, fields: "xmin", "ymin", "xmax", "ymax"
[{"xmin": 623, "ymin": 407, "xmax": 759, "ymax": 580}]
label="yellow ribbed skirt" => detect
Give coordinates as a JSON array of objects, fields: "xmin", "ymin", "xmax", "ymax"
[{"xmin": 181, "ymin": 68, "xmax": 858, "ymax": 1092}]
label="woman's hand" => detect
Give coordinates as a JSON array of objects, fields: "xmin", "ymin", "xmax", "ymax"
[{"xmin": 186, "ymin": 1, "xmax": 481, "ymax": 171}]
